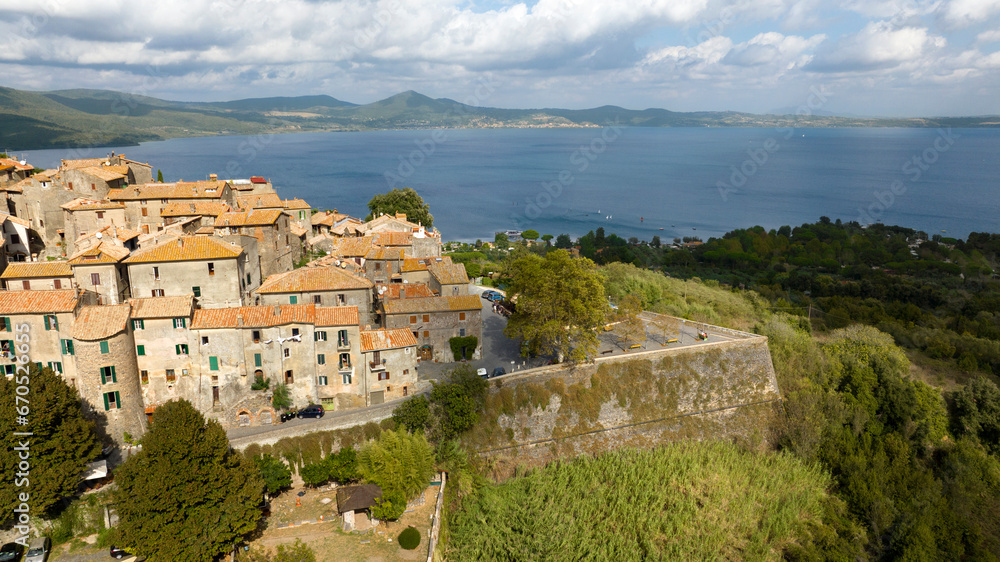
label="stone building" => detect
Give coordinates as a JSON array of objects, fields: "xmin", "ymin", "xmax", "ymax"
[
  {"xmin": 1, "ymin": 262, "xmax": 75, "ymax": 291},
  {"xmin": 107, "ymin": 181, "xmax": 236, "ymax": 235},
  {"xmin": 359, "ymin": 328, "xmax": 419, "ymax": 405},
  {"xmin": 0, "ymin": 180, "xmax": 28, "ymax": 220},
  {"xmin": 68, "ymin": 242, "xmax": 131, "ymax": 305},
  {"xmin": 59, "ymin": 155, "xmax": 153, "ymax": 187},
  {"xmin": 381, "ymin": 295, "xmax": 483, "ymax": 362},
  {"xmin": 0, "ymin": 157, "xmax": 34, "ymax": 188},
  {"xmin": 282, "ymin": 198, "xmax": 312, "ymax": 233},
  {"xmin": 129, "ymin": 296, "xmax": 197, "ymax": 413},
  {"xmin": 0, "ymin": 289, "xmax": 80, "ymax": 382},
  {"xmin": 72, "ymin": 303, "xmax": 147, "ymax": 447},
  {"xmin": 428, "ymin": 260, "xmax": 470, "ymax": 296},
  {"xmin": 61, "ymin": 198, "xmax": 128, "ymax": 254},
  {"xmin": 58, "ymin": 165, "xmax": 129, "ymax": 200},
  {"xmin": 255, "ymin": 265, "xmax": 375, "ymax": 327},
  {"xmin": 362, "ymin": 246, "xmax": 404, "ymax": 284},
  {"xmin": 123, "ymin": 235, "xmax": 252, "ymax": 308},
  {"xmin": 0, "ymin": 213, "xmax": 36, "ymax": 262},
  {"xmin": 159, "ymin": 201, "xmax": 231, "ymax": 229},
  {"xmin": 213, "ymin": 209, "xmax": 300, "ymax": 278}
]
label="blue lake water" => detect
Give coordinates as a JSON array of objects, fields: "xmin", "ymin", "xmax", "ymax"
[{"xmin": 21, "ymin": 127, "xmax": 1000, "ymax": 242}]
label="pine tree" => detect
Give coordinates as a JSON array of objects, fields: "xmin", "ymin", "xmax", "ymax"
[
  {"xmin": 113, "ymin": 399, "xmax": 263, "ymax": 561},
  {"xmin": 0, "ymin": 364, "xmax": 100, "ymax": 516}
]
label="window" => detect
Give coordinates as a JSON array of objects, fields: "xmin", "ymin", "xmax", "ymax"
[
  {"xmin": 342, "ymin": 373, "xmax": 352, "ymax": 384},
  {"xmin": 459, "ymin": 312, "xmax": 466, "ymax": 321},
  {"xmin": 208, "ymin": 262, "xmax": 215, "ymax": 276},
  {"xmin": 413, "ymin": 331, "xmax": 419, "ymax": 340},
  {"xmin": 61, "ymin": 339, "xmax": 74, "ymax": 355},
  {"xmin": 201, "ymin": 336, "xmax": 209, "ymax": 345},
  {"xmin": 173, "ymin": 317, "xmax": 186, "ymax": 328},
  {"xmin": 314, "ymin": 331, "xmax": 327, "ymax": 342},
  {"xmin": 337, "ymin": 294, "xmax": 345, "ymax": 305},
  {"xmin": 285, "ymin": 370, "xmax": 293, "ymax": 384},
  {"xmin": 100, "ymin": 341, "xmax": 109, "ymax": 354},
  {"xmin": 44, "ymin": 315, "xmax": 58, "ymax": 330},
  {"xmin": 137, "ymin": 345, "xmax": 145, "ymax": 356},
  {"xmin": 141, "ymin": 207, "xmax": 148, "ymax": 216},
  {"xmin": 460, "ymin": 328, "xmax": 466, "ymax": 337},
  {"xmin": 403, "ymin": 369, "xmax": 409, "ymax": 375},
  {"xmin": 339, "ymin": 353, "xmax": 351, "ymax": 369},
  {"xmin": 99, "ymin": 366, "xmax": 117, "ymax": 384},
  {"xmin": 378, "ymin": 372, "xmax": 390, "ymax": 381},
  {"xmin": 133, "ymin": 319, "xmax": 144, "ymax": 330},
  {"xmin": 283, "ymin": 348, "xmax": 290, "ymax": 358},
  {"xmin": 254, "ymin": 353, "xmax": 262, "ymax": 367},
  {"xmin": 96, "ymin": 211, "xmax": 104, "ymax": 219},
  {"xmin": 22, "ymin": 280, "xmax": 30, "ymax": 290},
  {"xmin": 209, "ymin": 356, "xmax": 219, "ymax": 371},
  {"xmin": 423, "ymin": 331, "xmax": 429, "ymax": 338},
  {"xmin": 153, "ymin": 266, "xmax": 160, "ymax": 280},
  {"xmin": 152, "ymin": 289, "xmax": 164, "ymax": 297},
  {"xmin": 141, "ymin": 370, "xmax": 149, "ymax": 384},
  {"xmin": 142, "ymin": 225, "xmax": 149, "ymax": 234},
  {"xmin": 410, "ymin": 315, "xmax": 417, "ymax": 324},
  {"xmin": 175, "ymin": 344, "xmax": 189, "ymax": 355},
  {"xmin": 10, "ymin": 234, "xmax": 20, "ymax": 245},
  {"xmin": 47, "ymin": 361, "xmax": 63, "ymax": 374},
  {"xmin": 0, "ymin": 317, "xmax": 9, "ymax": 331},
  {"xmin": 252, "ymin": 330, "xmax": 261, "ymax": 343},
  {"xmin": 422, "ymin": 314, "xmax": 429, "ymax": 323},
  {"xmin": 313, "ymin": 295, "xmax": 322, "ymax": 304},
  {"xmin": 338, "ymin": 330, "xmax": 349, "ymax": 347},
  {"xmin": 166, "ymin": 369, "xmax": 176, "ymax": 382},
  {"xmin": 375, "ymin": 262, "xmax": 381, "ymax": 271},
  {"xmin": 373, "ymin": 350, "xmax": 381, "ymax": 364},
  {"xmin": 91, "ymin": 183, "xmax": 96, "ymax": 190},
  {"xmin": 246, "ymin": 274, "xmax": 251, "ymax": 286},
  {"xmin": 292, "ymin": 328, "xmax": 300, "ymax": 337},
  {"xmin": 289, "ymin": 295, "xmax": 297, "ymax": 304},
  {"xmin": 317, "ymin": 375, "xmax": 328, "ymax": 386},
  {"xmin": 317, "ymin": 354, "xmax": 326, "ymax": 365},
  {"xmin": 193, "ymin": 286, "xmax": 201, "ymax": 298},
  {"xmin": 299, "ymin": 211, "xmax": 306, "ymax": 219},
  {"xmin": 53, "ymin": 279, "xmax": 62, "ymax": 289},
  {"xmin": 103, "ymin": 391, "xmax": 121, "ymax": 411}
]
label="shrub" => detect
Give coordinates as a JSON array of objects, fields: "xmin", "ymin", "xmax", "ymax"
[
  {"xmin": 251, "ymin": 375, "xmax": 269, "ymax": 391},
  {"xmin": 398, "ymin": 526, "xmax": 421, "ymax": 550},
  {"xmin": 272, "ymin": 383, "xmax": 292, "ymax": 410},
  {"xmin": 371, "ymin": 490, "xmax": 406, "ymax": 521}
]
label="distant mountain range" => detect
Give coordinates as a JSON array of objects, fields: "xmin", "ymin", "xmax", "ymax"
[{"xmin": 1, "ymin": 86, "xmax": 997, "ymax": 151}]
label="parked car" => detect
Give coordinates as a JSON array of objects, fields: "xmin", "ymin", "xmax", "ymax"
[
  {"xmin": 0, "ymin": 542, "xmax": 24, "ymax": 562},
  {"xmin": 23, "ymin": 537, "xmax": 49, "ymax": 562},
  {"xmin": 480, "ymin": 290, "xmax": 500, "ymax": 301},
  {"xmin": 297, "ymin": 404, "xmax": 324, "ymax": 419},
  {"xmin": 279, "ymin": 410, "xmax": 297, "ymax": 423},
  {"xmin": 109, "ymin": 546, "xmax": 146, "ymax": 561},
  {"xmin": 492, "ymin": 367, "xmax": 506, "ymax": 378},
  {"xmin": 477, "ymin": 368, "xmax": 488, "ymax": 379}
]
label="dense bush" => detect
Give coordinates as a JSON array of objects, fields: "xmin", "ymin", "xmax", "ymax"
[{"xmin": 398, "ymin": 526, "xmax": 421, "ymax": 550}]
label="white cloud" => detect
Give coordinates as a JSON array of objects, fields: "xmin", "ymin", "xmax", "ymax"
[
  {"xmin": 977, "ymin": 29, "xmax": 1000, "ymax": 42},
  {"xmin": 808, "ymin": 21, "xmax": 945, "ymax": 71},
  {"xmin": 940, "ymin": 0, "xmax": 1000, "ymax": 27}
]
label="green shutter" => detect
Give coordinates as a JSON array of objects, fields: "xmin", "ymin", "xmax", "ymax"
[
  {"xmin": 254, "ymin": 353, "xmax": 261, "ymax": 367},
  {"xmin": 2, "ymin": 317, "xmax": 10, "ymax": 331},
  {"xmin": 61, "ymin": 339, "xmax": 68, "ymax": 354},
  {"xmin": 100, "ymin": 341, "xmax": 109, "ymax": 354},
  {"xmin": 111, "ymin": 366, "xmax": 117, "ymax": 383},
  {"xmin": 193, "ymin": 286, "xmax": 201, "ymax": 297},
  {"xmin": 137, "ymin": 345, "xmax": 145, "ymax": 356},
  {"xmin": 52, "ymin": 317, "xmax": 58, "ymax": 330},
  {"xmin": 115, "ymin": 391, "xmax": 121, "ymax": 408},
  {"xmin": 103, "ymin": 393, "xmax": 110, "ymax": 411},
  {"xmin": 100, "ymin": 368, "xmax": 107, "ymax": 385},
  {"xmin": 44, "ymin": 316, "xmax": 50, "ymax": 330},
  {"xmin": 175, "ymin": 344, "xmax": 180, "ymax": 355},
  {"xmin": 210, "ymin": 356, "xmax": 219, "ymax": 371},
  {"xmin": 68, "ymin": 340, "xmax": 74, "ymax": 355},
  {"xmin": 290, "ymin": 296, "xmax": 297, "ymax": 304}
]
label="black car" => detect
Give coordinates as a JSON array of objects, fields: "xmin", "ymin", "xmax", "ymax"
[
  {"xmin": 109, "ymin": 546, "xmax": 146, "ymax": 561},
  {"xmin": 297, "ymin": 404, "xmax": 324, "ymax": 419},
  {"xmin": 492, "ymin": 367, "xmax": 506, "ymax": 378},
  {"xmin": 0, "ymin": 542, "xmax": 24, "ymax": 562}
]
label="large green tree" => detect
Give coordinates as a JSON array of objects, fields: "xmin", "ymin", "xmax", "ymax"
[
  {"xmin": 113, "ymin": 400, "xmax": 263, "ymax": 561},
  {"xmin": 0, "ymin": 364, "xmax": 100, "ymax": 517},
  {"xmin": 504, "ymin": 249, "xmax": 607, "ymax": 362},
  {"xmin": 366, "ymin": 187, "xmax": 433, "ymax": 228},
  {"xmin": 951, "ymin": 376, "xmax": 1000, "ymax": 455},
  {"xmin": 255, "ymin": 454, "xmax": 292, "ymax": 495},
  {"xmin": 357, "ymin": 429, "xmax": 435, "ymax": 500}
]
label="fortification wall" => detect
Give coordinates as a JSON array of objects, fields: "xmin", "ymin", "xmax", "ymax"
[{"xmin": 464, "ymin": 336, "xmax": 782, "ymax": 479}]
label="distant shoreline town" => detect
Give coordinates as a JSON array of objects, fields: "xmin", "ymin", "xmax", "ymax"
[{"xmin": 1, "ymin": 153, "xmax": 481, "ymax": 449}]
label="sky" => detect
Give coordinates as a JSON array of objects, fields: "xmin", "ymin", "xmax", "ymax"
[{"xmin": 1, "ymin": 0, "xmax": 999, "ymax": 117}]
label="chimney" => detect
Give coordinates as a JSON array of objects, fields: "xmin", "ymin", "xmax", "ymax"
[
  {"xmin": 273, "ymin": 305, "xmax": 281, "ymax": 316},
  {"xmin": 237, "ymin": 315, "xmax": 244, "ymax": 327},
  {"xmin": 209, "ymin": 173, "xmax": 218, "ymax": 181},
  {"xmin": 177, "ymin": 239, "xmax": 183, "ymax": 248},
  {"xmin": 399, "ymin": 288, "xmax": 405, "ymax": 299}
]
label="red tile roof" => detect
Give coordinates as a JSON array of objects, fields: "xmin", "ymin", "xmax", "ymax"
[
  {"xmin": 107, "ymin": 180, "xmax": 230, "ymax": 201},
  {"xmin": 73, "ymin": 304, "xmax": 131, "ymax": 340},
  {"xmin": 0, "ymin": 289, "xmax": 79, "ymax": 314},
  {"xmin": 360, "ymin": 328, "xmax": 418, "ymax": 352},
  {"xmin": 68, "ymin": 242, "xmax": 131, "ymax": 264},
  {"xmin": 383, "ymin": 295, "xmax": 481, "ymax": 314},
  {"xmin": 129, "ymin": 296, "xmax": 194, "ymax": 319},
  {"xmin": 378, "ymin": 283, "xmax": 435, "ymax": 299},
  {"xmin": 1, "ymin": 262, "xmax": 73, "ymax": 279},
  {"xmin": 123, "ymin": 236, "xmax": 242, "ymax": 264},
  {"xmin": 191, "ymin": 303, "xmax": 359, "ymax": 329},
  {"xmin": 257, "ymin": 266, "xmax": 373, "ymax": 293},
  {"xmin": 214, "ymin": 209, "xmax": 283, "ymax": 227},
  {"xmin": 315, "ymin": 306, "xmax": 360, "ymax": 327}
]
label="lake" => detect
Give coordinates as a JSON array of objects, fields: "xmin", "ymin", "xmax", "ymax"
[{"xmin": 21, "ymin": 127, "xmax": 1000, "ymax": 242}]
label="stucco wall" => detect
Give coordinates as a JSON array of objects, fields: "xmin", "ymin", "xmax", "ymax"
[{"xmin": 128, "ymin": 257, "xmax": 243, "ymax": 308}]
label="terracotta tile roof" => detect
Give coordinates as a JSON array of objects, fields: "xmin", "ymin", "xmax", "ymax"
[
  {"xmin": 312, "ymin": 211, "xmax": 351, "ymax": 227},
  {"xmin": 290, "ymin": 224, "xmax": 307, "ymax": 237},
  {"xmin": 214, "ymin": 209, "xmax": 283, "ymax": 227},
  {"xmin": 0, "ymin": 182, "xmax": 24, "ymax": 193},
  {"xmin": 78, "ymin": 165, "xmax": 127, "ymax": 182},
  {"xmin": 383, "ymin": 295, "xmax": 481, "ymax": 314},
  {"xmin": 372, "ymin": 231, "xmax": 412, "ymax": 247},
  {"xmin": 0, "ymin": 213, "xmax": 30, "ymax": 228},
  {"xmin": 68, "ymin": 242, "xmax": 131, "ymax": 264},
  {"xmin": 235, "ymin": 192, "xmax": 283, "ymax": 210},
  {"xmin": 330, "ymin": 221, "xmax": 366, "ymax": 237},
  {"xmin": 60, "ymin": 158, "xmax": 107, "ymax": 170},
  {"xmin": 129, "ymin": 296, "xmax": 194, "ymax": 319},
  {"xmin": 378, "ymin": 283, "xmax": 435, "ymax": 299},
  {"xmin": 329, "ymin": 237, "xmax": 374, "ymax": 258},
  {"xmin": 61, "ymin": 198, "xmax": 125, "ymax": 211},
  {"xmin": 123, "ymin": 236, "xmax": 242, "ymax": 264},
  {"xmin": 361, "ymin": 328, "xmax": 418, "ymax": 352},
  {"xmin": 429, "ymin": 262, "xmax": 469, "ymax": 285},
  {"xmin": 366, "ymin": 213, "xmax": 420, "ymax": 230},
  {"xmin": 95, "ymin": 225, "xmax": 140, "ymax": 242},
  {"xmin": 401, "ymin": 258, "xmax": 430, "ymax": 272},
  {"xmin": 191, "ymin": 303, "xmax": 316, "ymax": 329},
  {"xmin": 72, "ymin": 304, "xmax": 131, "ymax": 340},
  {"xmin": 315, "ymin": 306, "xmax": 360, "ymax": 327},
  {"xmin": 257, "ymin": 266, "xmax": 373, "ymax": 294},
  {"xmin": 0, "ymin": 289, "xmax": 79, "ymax": 314},
  {"xmin": 365, "ymin": 247, "xmax": 404, "ymax": 261},
  {"xmin": 107, "ymin": 181, "xmax": 230, "ymax": 201},
  {"xmin": 195, "ymin": 226, "xmax": 214, "ymax": 235},
  {"xmin": 283, "ymin": 198, "xmax": 311, "ymax": 210},
  {"xmin": 161, "ymin": 202, "xmax": 231, "ymax": 217},
  {"xmin": 0, "ymin": 157, "xmax": 34, "ymax": 172},
  {"xmin": 1, "ymin": 262, "xmax": 73, "ymax": 279}
]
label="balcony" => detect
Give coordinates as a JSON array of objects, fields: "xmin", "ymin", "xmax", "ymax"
[
  {"xmin": 339, "ymin": 362, "xmax": 353, "ymax": 372},
  {"xmin": 337, "ymin": 338, "xmax": 350, "ymax": 350},
  {"xmin": 369, "ymin": 360, "xmax": 386, "ymax": 371}
]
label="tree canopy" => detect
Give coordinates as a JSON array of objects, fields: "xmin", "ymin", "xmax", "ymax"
[
  {"xmin": 113, "ymin": 399, "xmax": 263, "ymax": 561},
  {"xmin": 0, "ymin": 364, "xmax": 100, "ymax": 516},
  {"xmin": 504, "ymin": 249, "xmax": 607, "ymax": 362},
  {"xmin": 366, "ymin": 187, "xmax": 433, "ymax": 228},
  {"xmin": 357, "ymin": 429, "xmax": 435, "ymax": 500}
]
